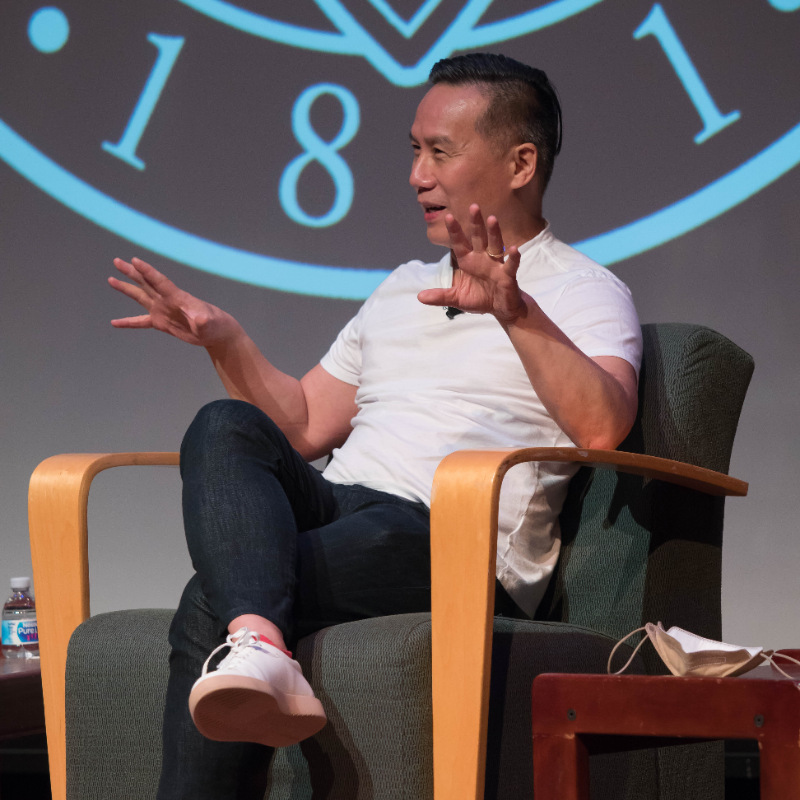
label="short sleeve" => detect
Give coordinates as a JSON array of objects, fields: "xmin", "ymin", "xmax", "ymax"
[
  {"xmin": 553, "ymin": 273, "xmax": 643, "ymax": 377},
  {"xmin": 320, "ymin": 307, "xmax": 365, "ymax": 386}
]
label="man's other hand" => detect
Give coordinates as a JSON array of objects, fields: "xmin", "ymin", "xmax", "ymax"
[
  {"xmin": 416, "ymin": 204, "xmax": 526, "ymax": 326},
  {"xmin": 109, "ymin": 257, "xmax": 242, "ymax": 347}
]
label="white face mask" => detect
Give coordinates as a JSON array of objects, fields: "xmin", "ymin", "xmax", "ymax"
[{"xmin": 608, "ymin": 622, "xmax": 800, "ymax": 679}]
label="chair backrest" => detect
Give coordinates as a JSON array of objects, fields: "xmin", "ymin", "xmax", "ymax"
[{"xmin": 536, "ymin": 323, "xmax": 754, "ymax": 674}]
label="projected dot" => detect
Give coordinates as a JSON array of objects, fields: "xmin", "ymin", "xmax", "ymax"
[{"xmin": 28, "ymin": 7, "xmax": 70, "ymax": 53}]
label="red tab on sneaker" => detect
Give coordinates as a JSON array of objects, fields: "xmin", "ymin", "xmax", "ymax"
[{"xmin": 257, "ymin": 634, "xmax": 292, "ymax": 658}]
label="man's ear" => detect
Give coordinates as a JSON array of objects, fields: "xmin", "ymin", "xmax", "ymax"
[{"xmin": 509, "ymin": 143, "xmax": 538, "ymax": 190}]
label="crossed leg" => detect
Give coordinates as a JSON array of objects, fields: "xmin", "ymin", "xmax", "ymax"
[{"xmin": 156, "ymin": 400, "xmax": 431, "ymax": 800}]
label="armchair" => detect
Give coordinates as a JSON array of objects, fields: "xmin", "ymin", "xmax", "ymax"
[{"xmin": 29, "ymin": 323, "xmax": 752, "ymax": 800}]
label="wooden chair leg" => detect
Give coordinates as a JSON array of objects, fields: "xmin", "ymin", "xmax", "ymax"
[
  {"xmin": 760, "ymin": 742, "xmax": 800, "ymax": 800},
  {"xmin": 532, "ymin": 734, "xmax": 590, "ymax": 800}
]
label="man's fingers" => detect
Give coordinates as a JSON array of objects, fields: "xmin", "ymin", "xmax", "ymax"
[
  {"xmin": 486, "ymin": 216, "xmax": 506, "ymax": 259},
  {"xmin": 417, "ymin": 288, "xmax": 454, "ymax": 307},
  {"xmin": 132, "ymin": 257, "xmax": 178, "ymax": 296},
  {"xmin": 113, "ymin": 258, "xmax": 157, "ymax": 298},
  {"xmin": 445, "ymin": 214, "xmax": 471, "ymax": 256},
  {"xmin": 110, "ymin": 315, "xmax": 153, "ymax": 329},
  {"xmin": 468, "ymin": 204, "xmax": 489, "ymax": 253},
  {"xmin": 108, "ymin": 275, "xmax": 151, "ymax": 306},
  {"xmin": 503, "ymin": 246, "xmax": 521, "ymax": 279}
]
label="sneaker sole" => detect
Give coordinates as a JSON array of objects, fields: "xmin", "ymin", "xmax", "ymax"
[{"xmin": 189, "ymin": 675, "xmax": 327, "ymax": 748}]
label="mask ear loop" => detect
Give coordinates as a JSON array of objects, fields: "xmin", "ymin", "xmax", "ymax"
[
  {"xmin": 607, "ymin": 626, "xmax": 649, "ymax": 675},
  {"xmin": 763, "ymin": 651, "xmax": 800, "ymax": 680}
]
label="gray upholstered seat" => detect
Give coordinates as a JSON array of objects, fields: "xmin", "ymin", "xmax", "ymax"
[
  {"xmin": 63, "ymin": 323, "xmax": 753, "ymax": 799},
  {"xmin": 67, "ymin": 611, "xmax": 653, "ymax": 799}
]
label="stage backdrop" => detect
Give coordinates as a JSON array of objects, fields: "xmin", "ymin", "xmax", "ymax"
[{"xmin": 1, "ymin": 0, "xmax": 798, "ymax": 647}]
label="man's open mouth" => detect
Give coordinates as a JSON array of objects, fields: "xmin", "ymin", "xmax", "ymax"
[{"xmin": 423, "ymin": 204, "xmax": 446, "ymax": 220}]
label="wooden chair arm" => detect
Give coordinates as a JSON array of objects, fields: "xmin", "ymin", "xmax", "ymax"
[
  {"xmin": 429, "ymin": 447, "xmax": 747, "ymax": 800},
  {"xmin": 28, "ymin": 452, "xmax": 179, "ymax": 800}
]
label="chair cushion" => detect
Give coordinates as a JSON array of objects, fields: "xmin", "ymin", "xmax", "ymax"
[
  {"xmin": 271, "ymin": 614, "xmax": 656, "ymax": 800},
  {"xmin": 66, "ymin": 610, "xmax": 658, "ymax": 800}
]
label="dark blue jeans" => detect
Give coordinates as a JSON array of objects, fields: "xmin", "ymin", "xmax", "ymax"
[{"xmin": 156, "ymin": 399, "xmax": 433, "ymax": 799}]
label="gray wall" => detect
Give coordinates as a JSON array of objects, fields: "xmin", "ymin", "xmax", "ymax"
[{"xmin": 1, "ymin": 0, "xmax": 799, "ymax": 648}]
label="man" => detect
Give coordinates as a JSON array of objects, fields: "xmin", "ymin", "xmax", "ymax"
[{"xmin": 109, "ymin": 54, "xmax": 641, "ymax": 798}]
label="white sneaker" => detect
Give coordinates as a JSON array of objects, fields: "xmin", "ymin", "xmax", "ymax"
[{"xmin": 189, "ymin": 628, "xmax": 327, "ymax": 747}]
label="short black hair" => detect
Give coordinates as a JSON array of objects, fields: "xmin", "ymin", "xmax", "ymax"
[{"xmin": 428, "ymin": 53, "xmax": 562, "ymax": 191}]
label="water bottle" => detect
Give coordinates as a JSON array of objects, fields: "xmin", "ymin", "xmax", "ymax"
[{"xmin": 2, "ymin": 577, "xmax": 39, "ymax": 659}]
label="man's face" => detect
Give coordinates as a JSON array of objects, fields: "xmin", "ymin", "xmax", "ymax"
[{"xmin": 409, "ymin": 83, "xmax": 510, "ymax": 247}]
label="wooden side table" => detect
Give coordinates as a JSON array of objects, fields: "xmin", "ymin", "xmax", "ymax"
[{"xmin": 532, "ymin": 651, "xmax": 800, "ymax": 800}]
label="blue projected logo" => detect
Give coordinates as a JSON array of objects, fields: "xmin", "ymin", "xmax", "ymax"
[
  {"xmin": 28, "ymin": 6, "xmax": 70, "ymax": 53},
  {"xmin": 367, "ymin": 0, "xmax": 445, "ymax": 39},
  {"xmin": 0, "ymin": 1, "xmax": 799, "ymax": 299},
  {"xmin": 279, "ymin": 84, "xmax": 361, "ymax": 228},
  {"xmin": 175, "ymin": 0, "xmax": 606, "ymax": 87}
]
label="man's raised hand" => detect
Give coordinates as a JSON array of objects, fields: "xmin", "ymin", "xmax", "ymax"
[
  {"xmin": 109, "ymin": 257, "xmax": 242, "ymax": 347},
  {"xmin": 417, "ymin": 204, "xmax": 526, "ymax": 326}
]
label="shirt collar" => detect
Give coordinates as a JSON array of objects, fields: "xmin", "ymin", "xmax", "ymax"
[{"xmin": 517, "ymin": 220, "xmax": 552, "ymax": 257}]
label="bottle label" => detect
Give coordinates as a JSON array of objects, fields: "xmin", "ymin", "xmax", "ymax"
[{"xmin": 1, "ymin": 617, "xmax": 38, "ymax": 645}]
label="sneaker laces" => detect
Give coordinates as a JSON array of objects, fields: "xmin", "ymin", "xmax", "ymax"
[{"xmin": 201, "ymin": 627, "xmax": 276, "ymax": 676}]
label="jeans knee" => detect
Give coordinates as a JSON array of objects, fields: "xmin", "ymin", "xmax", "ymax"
[
  {"xmin": 180, "ymin": 399, "xmax": 282, "ymax": 466},
  {"xmin": 186, "ymin": 399, "xmax": 255, "ymax": 440}
]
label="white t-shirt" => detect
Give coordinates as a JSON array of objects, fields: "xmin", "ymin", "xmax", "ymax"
[{"xmin": 320, "ymin": 225, "xmax": 642, "ymax": 616}]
